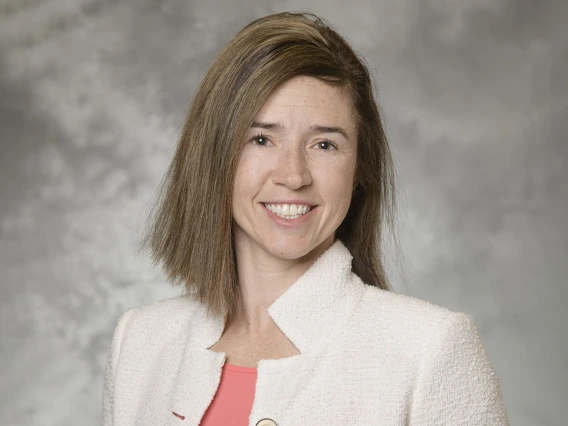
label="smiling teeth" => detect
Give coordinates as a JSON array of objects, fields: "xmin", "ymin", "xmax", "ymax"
[{"xmin": 264, "ymin": 203, "xmax": 312, "ymax": 219}]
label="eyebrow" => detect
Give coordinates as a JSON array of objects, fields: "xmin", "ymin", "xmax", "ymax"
[
  {"xmin": 251, "ymin": 121, "xmax": 282, "ymax": 130},
  {"xmin": 251, "ymin": 122, "xmax": 350, "ymax": 140}
]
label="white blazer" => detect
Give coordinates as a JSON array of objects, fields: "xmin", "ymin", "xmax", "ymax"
[{"xmin": 102, "ymin": 241, "xmax": 509, "ymax": 425}]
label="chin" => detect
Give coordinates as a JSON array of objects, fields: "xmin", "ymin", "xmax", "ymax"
[
  {"xmin": 264, "ymin": 243, "xmax": 309, "ymax": 261},
  {"xmin": 264, "ymin": 236, "xmax": 331, "ymax": 261}
]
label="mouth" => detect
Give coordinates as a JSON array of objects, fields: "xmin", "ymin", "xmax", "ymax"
[{"xmin": 262, "ymin": 203, "xmax": 315, "ymax": 220}]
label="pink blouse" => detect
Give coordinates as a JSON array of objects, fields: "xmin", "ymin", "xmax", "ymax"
[{"xmin": 200, "ymin": 363, "xmax": 257, "ymax": 425}]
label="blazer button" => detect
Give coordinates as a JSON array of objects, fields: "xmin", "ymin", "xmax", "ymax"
[{"xmin": 256, "ymin": 419, "xmax": 278, "ymax": 426}]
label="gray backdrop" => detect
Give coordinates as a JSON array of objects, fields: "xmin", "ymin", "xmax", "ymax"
[{"xmin": 1, "ymin": 1, "xmax": 566, "ymax": 425}]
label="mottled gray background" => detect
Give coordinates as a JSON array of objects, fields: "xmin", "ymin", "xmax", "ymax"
[{"xmin": 1, "ymin": 0, "xmax": 566, "ymax": 425}]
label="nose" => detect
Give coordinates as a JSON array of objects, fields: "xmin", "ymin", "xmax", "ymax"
[{"xmin": 271, "ymin": 145, "xmax": 312, "ymax": 190}]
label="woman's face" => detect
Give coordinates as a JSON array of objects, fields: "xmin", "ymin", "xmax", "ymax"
[{"xmin": 232, "ymin": 75, "xmax": 358, "ymax": 261}]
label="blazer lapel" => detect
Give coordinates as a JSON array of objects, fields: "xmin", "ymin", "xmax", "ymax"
[
  {"xmin": 169, "ymin": 301, "xmax": 227, "ymax": 425},
  {"xmin": 169, "ymin": 347, "xmax": 226, "ymax": 425},
  {"xmin": 268, "ymin": 240, "xmax": 365, "ymax": 353}
]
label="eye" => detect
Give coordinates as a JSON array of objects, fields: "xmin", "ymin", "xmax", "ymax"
[
  {"xmin": 250, "ymin": 133, "xmax": 269, "ymax": 146},
  {"xmin": 315, "ymin": 140, "xmax": 337, "ymax": 151}
]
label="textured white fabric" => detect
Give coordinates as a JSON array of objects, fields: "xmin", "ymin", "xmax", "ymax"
[{"xmin": 102, "ymin": 240, "xmax": 509, "ymax": 425}]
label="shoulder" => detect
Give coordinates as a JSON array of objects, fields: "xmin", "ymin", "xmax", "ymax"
[
  {"xmin": 113, "ymin": 294, "xmax": 206, "ymax": 345},
  {"xmin": 357, "ymin": 279, "xmax": 469, "ymax": 329},
  {"xmin": 126, "ymin": 293, "xmax": 202, "ymax": 320},
  {"xmin": 354, "ymin": 286, "xmax": 510, "ymax": 423},
  {"xmin": 349, "ymin": 276, "xmax": 479, "ymax": 358}
]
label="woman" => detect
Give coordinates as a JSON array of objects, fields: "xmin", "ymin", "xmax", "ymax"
[{"xmin": 102, "ymin": 12, "xmax": 509, "ymax": 425}]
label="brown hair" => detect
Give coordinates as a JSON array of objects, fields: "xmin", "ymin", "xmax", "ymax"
[{"xmin": 142, "ymin": 12, "xmax": 399, "ymax": 319}]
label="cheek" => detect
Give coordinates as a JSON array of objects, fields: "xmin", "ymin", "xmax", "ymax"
[
  {"xmin": 232, "ymin": 151, "xmax": 269, "ymax": 199},
  {"xmin": 317, "ymin": 158, "xmax": 356, "ymax": 210}
]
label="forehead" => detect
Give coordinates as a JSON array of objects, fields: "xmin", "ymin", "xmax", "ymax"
[{"xmin": 254, "ymin": 76, "xmax": 356, "ymax": 134}]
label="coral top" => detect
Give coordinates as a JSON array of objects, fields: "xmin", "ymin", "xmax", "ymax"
[{"xmin": 200, "ymin": 363, "xmax": 257, "ymax": 425}]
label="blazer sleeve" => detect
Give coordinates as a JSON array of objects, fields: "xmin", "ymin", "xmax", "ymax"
[
  {"xmin": 409, "ymin": 312, "xmax": 509, "ymax": 425},
  {"xmin": 102, "ymin": 309, "xmax": 134, "ymax": 426}
]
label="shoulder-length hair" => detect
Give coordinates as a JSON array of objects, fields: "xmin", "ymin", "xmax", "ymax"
[{"xmin": 142, "ymin": 12, "xmax": 398, "ymax": 319}]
